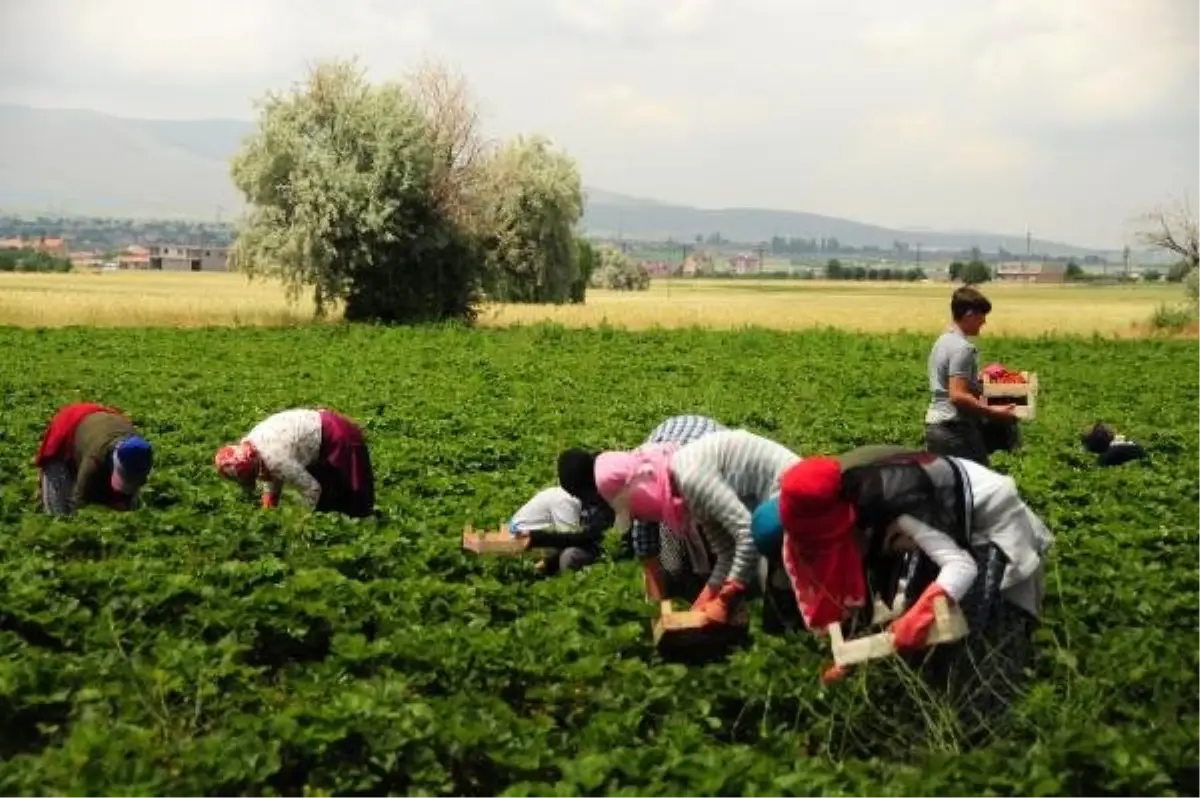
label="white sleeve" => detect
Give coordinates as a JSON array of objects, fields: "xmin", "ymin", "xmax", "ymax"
[{"xmin": 892, "ymin": 514, "xmax": 978, "ymax": 602}]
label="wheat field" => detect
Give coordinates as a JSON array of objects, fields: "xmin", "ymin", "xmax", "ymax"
[{"xmin": 0, "ymin": 270, "xmax": 1191, "ymax": 337}]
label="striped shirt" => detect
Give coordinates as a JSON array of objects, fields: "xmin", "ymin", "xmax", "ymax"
[
  {"xmin": 631, "ymin": 415, "xmax": 727, "ymax": 564},
  {"xmin": 669, "ymin": 429, "xmax": 802, "ymax": 587}
]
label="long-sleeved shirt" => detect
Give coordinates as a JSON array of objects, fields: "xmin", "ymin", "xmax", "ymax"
[
  {"xmin": 669, "ymin": 429, "xmax": 802, "ymax": 588},
  {"xmin": 631, "ymin": 415, "xmax": 727, "ymax": 562},
  {"xmin": 882, "ymin": 457, "xmax": 1052, "ymax": 618},
  {"xmin": 244, "ymin": 409, "xmax": 323, "ymax": 506},
  {"xmin": 509, "ymin": 486, "xmax": 609, "ymax": 551},
  {"xmin": 72, "ymin": 411, "xmax": 136, "ymax": 508}
]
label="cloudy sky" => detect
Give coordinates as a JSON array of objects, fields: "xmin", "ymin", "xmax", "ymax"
[{"xmin": 1, "ymin": 0, "xmax": 1196, "ymax": 247}]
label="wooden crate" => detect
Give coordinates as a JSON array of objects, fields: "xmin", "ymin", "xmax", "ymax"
[
  {"xmin": 651, "ymin": 599, "xmax": 709, "ymax": 644},
  {"xmin": 982, "ymin": 370, "xmax": 1038, "ymax": 420},
  {"xmin": 461, "ymin": 523, "xmax": 532, "ymax": 555},
  {"xmin": 826, "ymin": 596, "xmax": 969, "ymax": 667}
]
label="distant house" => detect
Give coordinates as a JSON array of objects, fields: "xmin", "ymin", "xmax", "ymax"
[
  {"xmin": 0, "ymin": 235, "xmax": 68, "ymax": 255},
  {"xmin": 995, "ymin": 262, "xmax": 1067, "ymax": 284},
  {"xmin": 147, "ymin": 244, "xmax": 229, "ymax": 272},
  {"xmin": 728, "ymin": 253, "xmax": 761, "ymax": 274},
  {"xmin": 119, "ymin": 253, "xmax": 150, "ymax": 270},
  {"xmin": 70, "ymin": 250, "xmax": 102, "ymax": 269}
]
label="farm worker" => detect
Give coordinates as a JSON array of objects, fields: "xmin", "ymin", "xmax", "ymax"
[
  {"xmin": 753, "ymin": 451, "xmax": 1051, "ymax": 672},
  {"xmin": 557, "ymin": 414, "xmax": 728, "ymax": 601},
  {"xmin": 33, "ymin": 402, "xmax": 154, "ymax": 516},
  {"xmin": 923, "ymin": 287, "xmax": 1019, "ymax": 466},
  {"xmin": 507, "ymin": 486, "xmax": 604, "ymax": 575},
  {"xmin": 1080, "ymin": 421, "xmax": 1147, "ymax": 467},
  {"xmin": 593, "ymin": 429, "xmax": 802, "ymax": 626},
  {"xmin": 214, "ymin": 407, "xmax": 376, "ymax": 518},
  {"xmin": 751, "ymin": 443, "xmax": 919, "ymax": 633}
]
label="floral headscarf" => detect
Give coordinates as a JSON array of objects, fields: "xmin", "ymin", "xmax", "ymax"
[{"xmin": 214, "ymin": 441, "xmax": 261, "ymax": 484}]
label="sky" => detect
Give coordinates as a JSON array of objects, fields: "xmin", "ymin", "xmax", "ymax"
[{"xmin": 0, "ymin": 0, "xmax": 1196, "ymax": 248}]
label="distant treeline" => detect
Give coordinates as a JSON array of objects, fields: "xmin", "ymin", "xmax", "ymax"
[
  {"xmin": 766, "ymin": 236, "xmax": 1109, "ymax": 265},
  {"xmin": 0, "ymin": 215, "xmax": 1122, "ymax": 269},
  {"xmin": 0, "ymin": 248, "xmax": 72, "ymax": 272},
  {"xmin": 593, "ymin": 235, "xmax": 1112, "ymax": 266}
]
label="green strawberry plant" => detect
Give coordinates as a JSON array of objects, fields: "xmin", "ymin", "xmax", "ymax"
[{"xmin": 0, "ymin": 324, "xmax": 1195, "ymax": 796}]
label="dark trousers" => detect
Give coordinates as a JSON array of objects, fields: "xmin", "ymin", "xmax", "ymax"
[{"xmin": 924, "ymin": 419, "xmax": 990, "ymax": 466}]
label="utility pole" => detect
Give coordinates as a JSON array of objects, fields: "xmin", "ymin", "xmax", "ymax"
[{"xmin": 754, "ymin": 242, "xmax": 766, "ymax": 274}]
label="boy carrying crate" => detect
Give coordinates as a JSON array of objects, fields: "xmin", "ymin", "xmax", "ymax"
[{"xmin": 923, "ymin": 287, "xmax": 1018, "ymax": 466}]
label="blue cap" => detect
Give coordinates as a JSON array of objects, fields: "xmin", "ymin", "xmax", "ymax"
[
  {"xmin": 114, "ymin": 435, "xmax": 153, "ymax": 478},
  {"xmin": 751, "ymin": 496, "xmax": 784, "ymax": 557}
]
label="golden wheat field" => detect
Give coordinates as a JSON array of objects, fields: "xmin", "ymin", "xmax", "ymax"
[{"xmin": 0, "ymin": 270, "xmax": 1192, "ymax": 337}]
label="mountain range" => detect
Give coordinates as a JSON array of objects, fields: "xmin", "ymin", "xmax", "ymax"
[{"xmin": 0, "ymin": 104, "xmax": 1109, "ymax": 256}]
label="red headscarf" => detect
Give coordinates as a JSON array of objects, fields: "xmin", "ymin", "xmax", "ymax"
[
  {"xmin": 214, "ymin": 441, "xmax": 261, "ymax": 484},
  {"xmin": 778, "ymin": 457, "xmax": 866, "ymax": 630}
]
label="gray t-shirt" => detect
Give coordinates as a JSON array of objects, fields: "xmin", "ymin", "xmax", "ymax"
[{"xmin": 925, "ymin": 328, "xmax": 980, "ymax": 424}]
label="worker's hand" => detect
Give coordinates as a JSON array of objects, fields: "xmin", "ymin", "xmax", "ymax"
[
  {"xmin": 821, "ymin": 663, "xmax": 850, "ymax": 684},
  {"xmin": 889, "ymin": 583, "xmax": 950, "ymax": 652},
  {"xmin": 990, "ymin": 403, "xmax": 1018, "ymax": 418},
  {"xmin": 701, "ymin": 579, "xmax": 748, "ymax": 625},
  {"xmin": 261, "ymin": 492, "xmax": 279, "ymax": 509},
  {"xmin": 690, "ymin": 583, "xmax": 721, "ymax": 612}
]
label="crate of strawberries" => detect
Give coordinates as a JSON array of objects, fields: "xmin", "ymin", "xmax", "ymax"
[{"xmin": 980, "ymin": 364, "xmax": 1038, "ymax": 420}]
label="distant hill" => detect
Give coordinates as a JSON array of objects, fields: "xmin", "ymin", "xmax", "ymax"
[
  {"xmin": 0, "ymin": 105, "xmax": 1109, "ymax": 256},
  {"xmin": 578, "ymin": 189, "xmax": 1109, "ymax": 256}
]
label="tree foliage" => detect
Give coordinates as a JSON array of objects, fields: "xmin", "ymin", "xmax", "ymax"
[
  {"xmin": 0, "ymin": 249, "xmax": 72, "ymax": 273},
  {"xmin": 589, "ymin": 246, "xmax": 650, "ymax": 291},
  {"xmin": 477, "ymin": 136, "xmax": 584, "ymax": 304},
  {"xmin": 401, "ymin": 59, "xmax": 492, "ymax": 235},
  {"xmin": 228, "ymin": 58, "xmax": 588, "ymax": 324},
  {"xmin": 960, "ymin": 260, "xmax": 992, "ymax": 285}
]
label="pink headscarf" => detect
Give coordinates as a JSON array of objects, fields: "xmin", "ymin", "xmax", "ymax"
[{"xmin": 594, "ymin": 442, "xmax": 690, "ymax": 535}]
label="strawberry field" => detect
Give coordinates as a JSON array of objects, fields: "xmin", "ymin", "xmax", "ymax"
[{"xmin": 0, "ymin": 324, "xmax": 1196, "ymax": 796}]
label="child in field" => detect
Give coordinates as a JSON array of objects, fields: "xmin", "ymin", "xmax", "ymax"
[
  {"xmin": 214, "ymin": 407, "xmax": 375, "ymax": 518},
  {"xmin": 34, "ymin": 402, "xmax": 155, "ymax": 515},
  {"xmin": 1080, "ymin": 422, "xmax": 1147, "ymax": 467},
  {"xmin": 508, "ymin": 486, "xmax": 604, "ymax": 575},
  {"xmin": 923, "ymin": 286, "xmax": 1017, "ymax": 466}
]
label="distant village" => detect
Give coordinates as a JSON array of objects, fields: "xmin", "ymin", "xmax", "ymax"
[
  {"xmin": 629, "ymin": 249, "xmax": 1075, "ymax": 284},
  {"xmin": 0, "ymin": 235, "xmax": 229, "ymax": 272},
  {"xmin": 0, "ymin": 223, "xmax": 1161, "ymax": 285}
]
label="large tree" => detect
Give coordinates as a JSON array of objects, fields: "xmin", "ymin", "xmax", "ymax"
[
  {"xmin": 229, "ymin": 59, "xmax": 482, "ymax": 323},
  {"xmin": 478, "ymin": 135, "xmax": 584, "ymax": 304}
]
